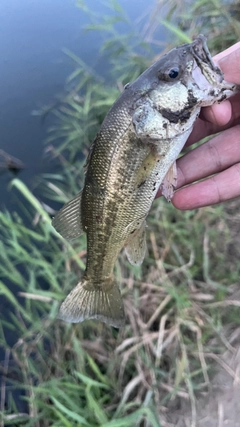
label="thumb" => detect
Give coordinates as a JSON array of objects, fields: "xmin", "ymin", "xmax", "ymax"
[
  {"xmin": 217, "ymin": 46, "xmax": 240, "ymax": 84},
  {"xmin": 200, "ymin": 100, "xmax": 232, "ymax": 126},
  {"xmin": 201, "ymin": 45, "xmax": 240, "ymax": 126}
]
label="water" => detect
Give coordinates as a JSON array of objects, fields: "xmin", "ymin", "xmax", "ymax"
[{"xmin": 0, "ymin": 0, "xmax": 158, "ymax": 210}]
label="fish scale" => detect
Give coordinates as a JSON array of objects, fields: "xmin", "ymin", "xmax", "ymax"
[{"xmin": 52, "ymin": 35, "xmax": 239, "ymax": 327}]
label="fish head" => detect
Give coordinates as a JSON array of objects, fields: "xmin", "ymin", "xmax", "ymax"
[{"xmin": 131, "ymin": 35, "xmax": 237, "ymax": 141}]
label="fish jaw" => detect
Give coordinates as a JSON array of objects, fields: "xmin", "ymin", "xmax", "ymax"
[{"xmin": 190, "ymin": 34, "xmax": 238, "ymax": 106}]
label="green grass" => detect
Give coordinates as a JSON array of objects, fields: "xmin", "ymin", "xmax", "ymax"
[{"xmin": 1, "ymin": 1, "xmax": 240, "ymax": 426}]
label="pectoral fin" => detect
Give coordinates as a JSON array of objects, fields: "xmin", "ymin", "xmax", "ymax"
[
  {"xmin": 160, "ymin": 161, "xmax": 177, "ymax": 202},
  {"xmin": 52, "ymin": 191, "xmax": 83, "ymax": 240},
  {"xmin": 134, "ymin": 151, "xmax": 161, "ymax": 190},
  {"xmin": 125, "ymin": 220, "xmax": 147, "ymax": 266}
]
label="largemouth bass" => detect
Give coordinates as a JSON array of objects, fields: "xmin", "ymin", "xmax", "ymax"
[{"xmin": 52, "ymin": 35, "xmax": 238, "ymax": 328}]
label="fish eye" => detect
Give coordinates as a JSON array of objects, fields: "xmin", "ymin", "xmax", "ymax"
[
  {"xmin": 157, "ymin": 66, "xmax": 180, "ymax": 82},
  {"xmin": 168, "ymin": 67, "xmax": 179, "ymax": 79}
]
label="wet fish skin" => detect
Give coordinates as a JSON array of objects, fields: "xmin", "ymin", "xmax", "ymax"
[{"xmin": 52, "ymin": 35, "xmax": 238, "ymax": 328}]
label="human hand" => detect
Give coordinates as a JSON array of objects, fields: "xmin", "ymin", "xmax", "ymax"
[{"xmin": 160, "ymin": 42, "xmax": 240, "ymax": 210}]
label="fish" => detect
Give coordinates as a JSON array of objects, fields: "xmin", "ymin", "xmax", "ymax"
[
  {"xmin": 0, "ymin": 150, "xmax": 25, "ymax": 175},
  {"xmin": 52, "ymin": 35, "xmax": 238, "ymax": 328}
]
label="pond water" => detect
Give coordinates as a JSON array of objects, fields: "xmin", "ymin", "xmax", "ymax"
[{"xmin": 0, "ymin": 0, "xmax": 159, "ymax": 210}]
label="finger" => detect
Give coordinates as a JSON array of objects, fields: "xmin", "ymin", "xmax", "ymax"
[
  {"xmin": 187, "ymin": 93, "xmax": 240, "ymax": 146},
  {"xmin": 176, "ymin": 125, "xmax": 240, "ymax": 189},
  {"xmin": 201, "ymin": 99, "xmax": 232, "ymax": 127},
  {"xmin": 201, "ymin": 46, "xmax": 240, "ymax": 127},
  {"xmin": 213, "ymin": 41, "xmax": 240, "ymax": 62},
  {"xmin": 217, "ymin": 46, "xmax": 240, "ymax": 84},
  {"xmin": 155, "ymin": 124, "xmax": 240, "ymax": 200},
  {"xmin": 172, "ymin": 162, "xmax": 240, "ymax": 210}
]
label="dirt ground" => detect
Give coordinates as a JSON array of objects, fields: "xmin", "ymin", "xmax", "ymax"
[{"xmin": 166, "ymin": 332, "xmax": 240, "ymax": 427}]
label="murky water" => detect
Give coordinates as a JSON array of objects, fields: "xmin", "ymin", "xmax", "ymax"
[{"xmin": 0, "ymin": 0, "xmax": 156, "ymax": 209}]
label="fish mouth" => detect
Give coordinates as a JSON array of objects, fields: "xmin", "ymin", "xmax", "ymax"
[
  {"xmin": 190, "ymin": 34, "xmax": 238, "ymax": 98},
  {"xmin": 190, "ymin": 34, "xmax": 223, "ymax": 85},
  {"xmin": 191, "ymin": 35, "xmax": 222, "ymax": 76}
]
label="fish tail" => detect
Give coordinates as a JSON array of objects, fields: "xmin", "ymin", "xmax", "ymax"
[{"xmin": 58, "ymin": 277, "xmax": 125, "ymax": 328}]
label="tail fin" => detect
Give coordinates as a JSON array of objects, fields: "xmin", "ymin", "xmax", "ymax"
[{"xmin": 58, "ymin": 277, "xmax": 125, "ymax": 328}]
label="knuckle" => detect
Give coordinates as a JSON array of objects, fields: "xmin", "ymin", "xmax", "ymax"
[{"xmin": 207, "ymin": 139, "xmax": 222, "ymax": 170}]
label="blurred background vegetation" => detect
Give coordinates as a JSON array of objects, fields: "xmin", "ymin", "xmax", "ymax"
[{"xmin": 1, "ymin": 0, "xmax": 240, "ymax": 426}]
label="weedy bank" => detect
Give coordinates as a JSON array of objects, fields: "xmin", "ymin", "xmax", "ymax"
[{"xmin": 1, "ymin": 1, "xmax": 240, "ymax": 426}]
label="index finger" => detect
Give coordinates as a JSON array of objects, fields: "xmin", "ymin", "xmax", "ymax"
[
  {"xmin": 214, "ymin": 41, "xmax": 240, "ymax": 62},
  {"xmin": 186, "ymin": 44, "xmax": 240, "ymax": 145},
  {"xmin": 200, "ymin": 43, "xmax": 240, "ymax": 126},
  {"xmin": 186, "ymin": 92, "xmax": 240, "ymax": 146}
]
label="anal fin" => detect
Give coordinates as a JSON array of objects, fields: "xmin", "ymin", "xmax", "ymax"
[
  {"xmin": 125, "ymin": 220, "xmax": 147, "ymax": 266},
  {"xmin": 160, "ymin": 161, "xmax": 177, "ymax": 202},
  {"xmin": 52, "ymin": 191, "xmax": 83, "ymax": 240}
]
